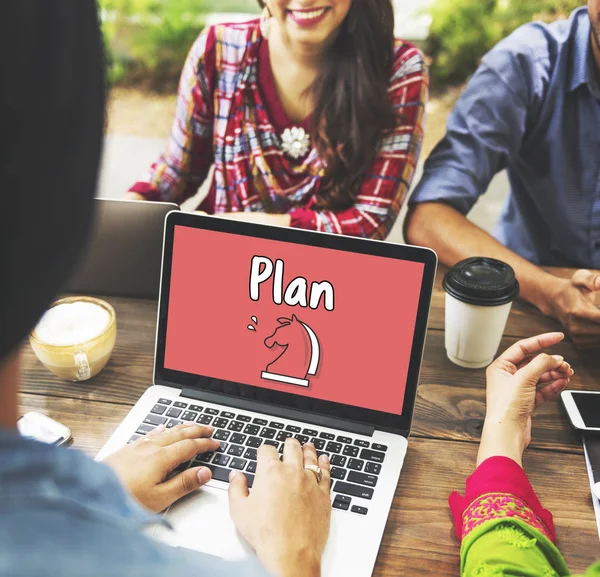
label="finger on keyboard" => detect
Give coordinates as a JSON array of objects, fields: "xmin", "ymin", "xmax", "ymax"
[
  {"xmin": 145, "ymin": 423, "xmax": 166, "ymax": 437},
  {"xmin": 165, "ymin": 437, "xmax": 220, "ymax": 469},
  {"xmin": 318, "ymin": 453, "xmax": 331, "ymax": 492},
  {"xmin": 302, "ymin": 442, "xmax": 319, "ymax": 470},
  {"xmin": 282, "ymin": 436, "xmax": 303, "ymax": 467},
  {"xmin": 256, "ymin": 443, "xmax": 280, "ymax": 475},
  {"xmin": 153, "ymin": 423, "xmax": 215, "ymax": 446}
]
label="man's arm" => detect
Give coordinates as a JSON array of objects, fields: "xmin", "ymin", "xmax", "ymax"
[
  {"xmin": 405, "ymin": 202, "xmax": 562, "ymax": 316},
  {"xmin": 405, "ymin": 201, "xmax": 600, "ymax": 348},
  {"xmin": 405, "ymin": 42, "xmax": 541, "ymax": 287},
  {"xmin": 405, "ymin": 31, "xmax": 600, "ymax": 347}
]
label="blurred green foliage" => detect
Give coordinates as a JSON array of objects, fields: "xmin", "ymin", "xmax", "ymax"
[
  {"xmin": 426, "ymin": 0, "xmax": 584, "ymax": 86},
  {"xmin": 100, "ymin": 0, "xmax": 259, "ymax": 88}
]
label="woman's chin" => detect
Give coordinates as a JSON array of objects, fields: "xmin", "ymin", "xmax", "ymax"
[{"xmin": 284, "ymin": 26, "xmax": 334, "ymax": 51}]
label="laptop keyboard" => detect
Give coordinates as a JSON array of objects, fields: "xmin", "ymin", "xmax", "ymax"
[{"xmin": 129, "ymin": 397, "xmax": 389, "ymax": 516}]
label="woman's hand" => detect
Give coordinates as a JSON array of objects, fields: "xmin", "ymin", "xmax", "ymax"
[
  {"xmin": 218, "ymin": 212, "xmax": 292, "ymax": 227},
  {"xmin": 228, "ymin": 439, "xmax": 331, "ymax": 577},
  {"xmin": 478, "ymin": 332, "xmax": 574, "ymax": 467},
  {"xmin": 124, "ymin": 192, "xmax": 146, "ymax": 201},
  {"xmin": 104, "ymin": 423, "xmax": 219, "ymax": 512}
]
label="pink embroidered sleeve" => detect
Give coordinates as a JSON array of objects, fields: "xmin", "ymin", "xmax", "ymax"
[
  {"xmin": 289, "ymin": 43, "xmax": 428, "ymax": 239},
  {"xmin": 449, "ymin": 456, "xmax": 556, "ymax": 544}
]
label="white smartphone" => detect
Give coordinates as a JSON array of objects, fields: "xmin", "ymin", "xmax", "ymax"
[
  {"xmin": 17, "ymin": 411, "xmax": 72, "ymax": 446},
  {"xmin": 561, "ymin": 390, "xmax": 600, "ymax": 432}
]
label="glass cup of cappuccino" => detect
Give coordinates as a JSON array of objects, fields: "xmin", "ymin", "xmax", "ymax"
[{"xmin": 30, "ymin": 297, "xmax": 117, "ymax": 381}]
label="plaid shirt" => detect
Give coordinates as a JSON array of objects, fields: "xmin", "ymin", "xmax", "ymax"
[{"xmin": 130, "ymin": 20, "xmax": 428, "ymax": 239}]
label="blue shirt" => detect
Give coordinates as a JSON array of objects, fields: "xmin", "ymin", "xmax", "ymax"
[
  {"xmin": 0, "ymin": 429, "xmax": 270, "ymax": 577},
  {"xmin": 410, "ymin": 7, "xmax": 600, "ymax": 267}
]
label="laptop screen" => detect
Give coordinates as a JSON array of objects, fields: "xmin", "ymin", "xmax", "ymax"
[
  {"xmin": 155, "ymin": 214, "xmax": 436, "ymax": 434},
  {"xmin": 164, "ymin": 225, "xmax": 425, "ymax": 415}
]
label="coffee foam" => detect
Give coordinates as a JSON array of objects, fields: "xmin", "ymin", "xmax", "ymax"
[{"xmin": 34, "ymin": 302, "xmax": 111, "ymax": 346}]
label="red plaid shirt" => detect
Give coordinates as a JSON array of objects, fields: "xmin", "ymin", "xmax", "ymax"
[{"xmin": 130, "ymin": 20, "xmax": 428, "ymax": 239}]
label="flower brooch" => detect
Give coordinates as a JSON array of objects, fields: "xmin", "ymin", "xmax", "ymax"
[{"xmin": 280, "ymin": 126, "xmax": 311, "ymax": 159}]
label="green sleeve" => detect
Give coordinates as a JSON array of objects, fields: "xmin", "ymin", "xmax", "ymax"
[
  {"xmin": 461, "ymin": 518, "xmax": 570, "ymax": 577},
  {"xmin": 583, "ymin": 563, "xmax": 600, "ymax": 577}
]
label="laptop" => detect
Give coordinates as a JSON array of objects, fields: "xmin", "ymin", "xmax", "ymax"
[
  {"xmin": 96, "ymin": 212, "xmax": 437, "ymax": 576},
  {"xmin": 65, "ymin": 198, "xmax": 179, "ymax": 299}
]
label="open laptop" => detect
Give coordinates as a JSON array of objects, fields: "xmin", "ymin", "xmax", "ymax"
[
  {"xmin": 96, "ymin": 212, "xmax": 437, "ymax": 577},
  {"xmin": 64, "ymin": 198, "xmax": 179, "ymax": 298}
]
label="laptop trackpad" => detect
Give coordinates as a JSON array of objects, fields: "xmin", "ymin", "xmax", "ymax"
[{"xmin": 156, "ymin": 485, "xmax": 253, "ymax": 560}]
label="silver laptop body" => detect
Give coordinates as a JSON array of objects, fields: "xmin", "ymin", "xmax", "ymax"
[
  {"xmin": 65, "ymin": 198, "xmax": 179, "ymax": 298},
  {"xmin": 97, "ymin": 212, "xmax": 437, "ymax": 577}
]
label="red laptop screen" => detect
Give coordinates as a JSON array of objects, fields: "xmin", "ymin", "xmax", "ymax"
[{"xmin": 164, "ymin": 226, "xmax": 425, "ymax": 415}]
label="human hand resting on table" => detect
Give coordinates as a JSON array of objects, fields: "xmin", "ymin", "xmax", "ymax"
[
  {"xmin": 229, "ymin": 439, "xmax": 331, "ymax": 577},
  {"xmin": 124, "ymin": 192, "xmax": 145, "ymax": 201},
  {"xmin": 217, "ymin": 212, "xmax": 292, "ymax": 227},
  {"xmin": 478, "ymin": 332, "xmax": 574, "ymax": 468},
  {"xmin": 104, "ymin": 423, "xmax": 219, "ymax": 512},
  {"xmin": 540, "ymin": 270, "xmax": 600, "ymax": 349}
]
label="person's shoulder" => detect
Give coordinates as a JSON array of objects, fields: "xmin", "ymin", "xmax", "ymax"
[
  {"xmin": 209, "ymin": 18, "xmax": 260, "ymax": 40},
  {"xmin": 492, "ymin": 22, "xmax": 562, "ymax": 61},
  {"xmin": 390, "ymin": 39, "xmax": 427, "ymax": 81},
  {"xmin": 208, "ymin": 18, "xmax": 261, "ymax": 53},
  {"xmin": 188, "ymin": 19, "xmax": 260, "ymax": 66},
  {"xmin": 198, "ymin": 19, "xmax": 260, "ymax": 70},
  {"xmin": 483, "ymin": 7, "xmax": 586, "ymax": 76}
]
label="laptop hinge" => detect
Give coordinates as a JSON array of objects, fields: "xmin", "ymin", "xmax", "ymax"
[{"xmin": 181, "ymin": 388, "xmax": 375, "ymax": 437}]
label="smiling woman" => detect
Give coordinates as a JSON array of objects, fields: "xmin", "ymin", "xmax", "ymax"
[
  {"xmin": 287, "ymin": 7, "xmax": 332, "ymax": 24},
  {"xmin": 127, "ymin": 0, "xmax": 428, "ymax": 239},
  {"xmin": 261, "ymin": 1, "xmax": 352, "ymax": 49}
]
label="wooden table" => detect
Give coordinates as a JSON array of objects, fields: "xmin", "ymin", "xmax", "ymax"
[{"xmin": 19, "ymin": 266, "xmax": 600, "ymax": 574}]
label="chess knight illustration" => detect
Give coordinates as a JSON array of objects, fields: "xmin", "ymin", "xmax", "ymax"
[{"xmin": 261, "ymin": 315, "xmax": 320, "ymax": 387}]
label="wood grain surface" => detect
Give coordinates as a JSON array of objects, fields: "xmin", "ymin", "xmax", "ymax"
[
  {"xmin": 18, "ymin": 266, "xmax": 600, "ymax": 574},
  {"xmin": 380, "ymin": 438, "xmax": 597, "ymax": 576},
  {"xmin": 21, "ymin": 285, "xmax": 600, "ymax": 453},
  {"xmin": 17, "ymin": 393, "xmax": 598, "ymax": 575}
]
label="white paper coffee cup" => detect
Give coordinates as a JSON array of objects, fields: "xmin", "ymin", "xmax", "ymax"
[{"xmin": 443, "ymin": 258, "xmax": 520, "ymax": 369}]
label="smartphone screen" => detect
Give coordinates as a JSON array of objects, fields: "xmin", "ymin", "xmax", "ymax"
[
  {"xmin": 17, "ymin": 412, "xmax": 70, "ymax": 445},
  {"xmin": 572, "ymin": 393, "xmax": 600, "ymax": 428}
]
